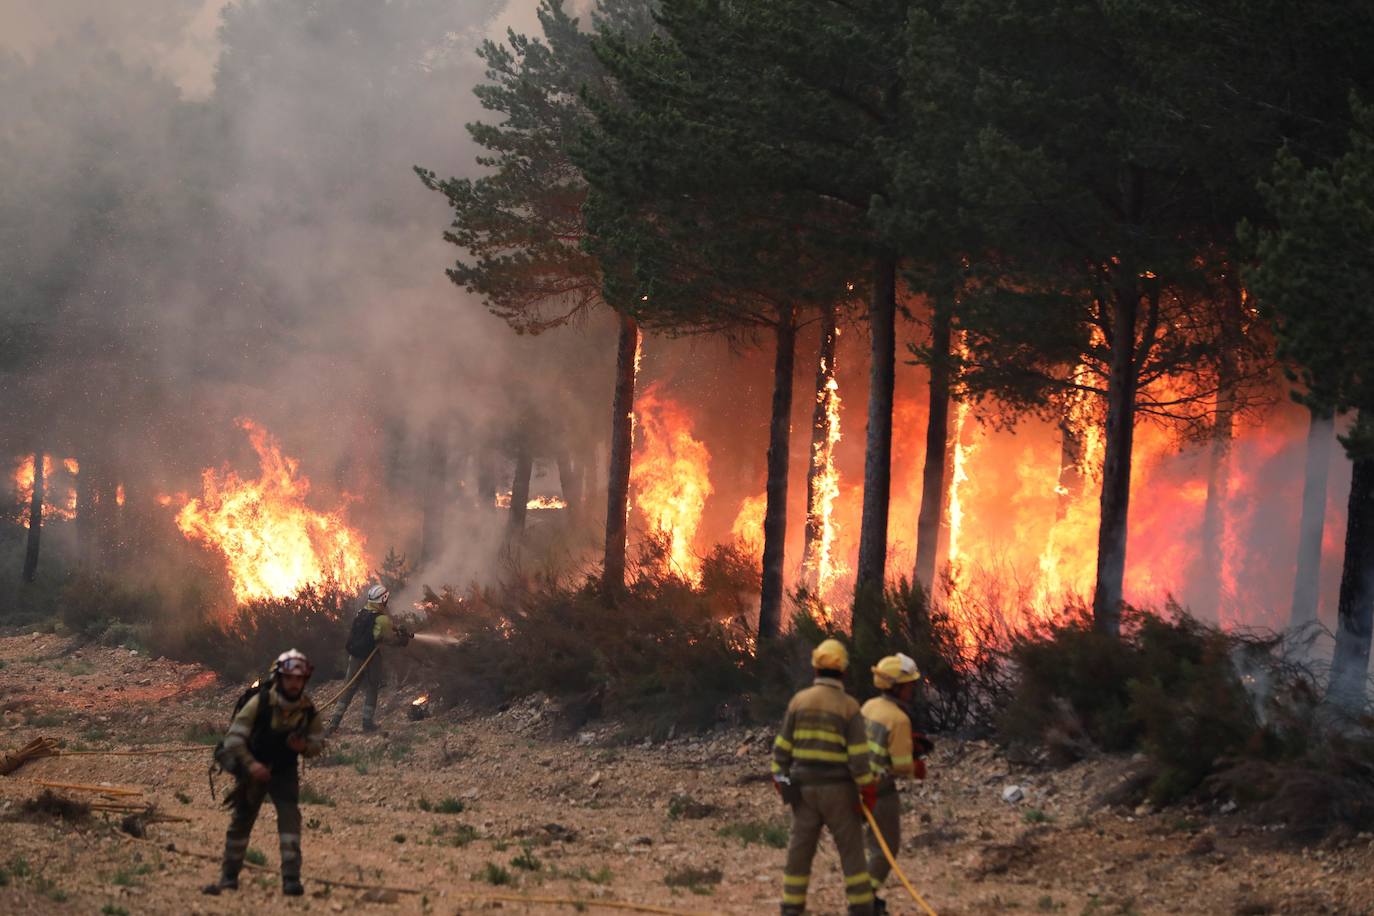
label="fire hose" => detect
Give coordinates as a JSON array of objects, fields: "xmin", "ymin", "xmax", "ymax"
[
  {"xmin": 861, "ymin": 803, "xmax": 940, "ymax": 916},
  {"xmin": 317, "ymin": 646, "xmax": 378, "ymax": 712}
]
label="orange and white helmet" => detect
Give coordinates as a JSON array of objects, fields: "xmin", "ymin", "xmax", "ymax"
[{"xmin": 272, "ymin": 649, "xmax": 314, "ymax": 680}]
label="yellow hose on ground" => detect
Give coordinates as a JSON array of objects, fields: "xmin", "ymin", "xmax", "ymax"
[
  {"xmin": 862, "ymin": 803, "xmax": 939, "ymax": 916},
  {"xmin": 318, "ymin": 647, "xmax": 378, "ymax": 712}
]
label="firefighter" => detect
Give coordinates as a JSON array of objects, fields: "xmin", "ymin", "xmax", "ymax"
[
  {"xmin": 862, "ymin": 653, "xmax": 934, "ymax": 915},
  {"xmin": 204, "ymin": 649, "xmax": 324, "ymax": 897},
  {"xmin": 772, "ymin": 638, "xmax": 877, "ymax": 916},
  {"xmin": 326, "ymin": 584, "xmax": 411, "ymax": 734}
]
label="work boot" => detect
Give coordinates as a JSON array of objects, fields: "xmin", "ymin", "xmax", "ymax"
[
  {"xmin": 873, "ymin": 895, "xmax": 888, "ymax": 916},
  {"xmin": 282, "ymin": 878, "xmax": 304, "ymax": 896},
  {"xmin": 361, "ymin": 722, "xmax": 380, "ymax": 734},
  {"xmin": 847, "ymin": 904, "xmax": 875, "ymax": 916},
  {"xmin": 201, "ymin": 875, "xmax": 238, "ymax": 895},
  {"xmin": 780, "ymin": 905, "xmax": 804, "ymax": 916}
]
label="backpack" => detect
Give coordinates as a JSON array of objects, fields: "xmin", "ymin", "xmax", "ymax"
[
  {"xmin": 345, "ymin": 608, "xmax": 380, "ymax": 659},
  {"xmin": 210, "ymin": 679, "xmax": 273, "ymax": 796}
]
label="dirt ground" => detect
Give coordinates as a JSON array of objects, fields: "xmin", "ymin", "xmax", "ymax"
[{"xmin": 1, "ymin": 631, "xmax": 1372, "ymax": 915}]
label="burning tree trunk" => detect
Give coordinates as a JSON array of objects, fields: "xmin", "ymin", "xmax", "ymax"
[
  {"xmin": 476, "ymin": 449, "xmax": 498, "ymax": 510},
  {"xmin": 1328, "ymin": 438, "xmax": 1374, "ymax": 712},
  {"xmin": 420, "ymin": 425, "xmax": 448, "ymax": 566},
  {"xmin": 1056, "ymin": 419, "xmax": 1084, "ymax": 518},
  {"xmin": 854, "ymin": 253, "xmax": 897, "ymax": 637},
  {"xmin": 22, "ymin": 451, "xmax": 44, "ymax": 583},
  {"xmin": 509, "ymin": 440, "xmax": 534, "ymax": 535},
  {"xmin": 914, "ymin": 298, "xmax": 953, "ymax": 592},
  {"xmin": 1091, "ymin": 277, "xmax": 1144, "ymax": 637},
  {"xmin": 1196, "ymin": 362, "xmax": 1237, "ymax": 620},
  {"xmin": 602, "ymin": 313, "xmax": 641, "ymax": 601},
  {"xmin": 758, "ymin": 303, "xmax": 797, "ymax": 640},
  {"xmin": 1290, "ymin": 408, "xmax": 1335, "ymax": 630},
  {"xmin": 557, "ymin": 448, "xmax": 582, "ymax": 521},
  {"xmin": 802, "ymin": 303, "xmax": 839, "ymax": 593}
]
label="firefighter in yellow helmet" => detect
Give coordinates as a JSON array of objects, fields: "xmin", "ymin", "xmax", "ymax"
[
  {"xmin": 862, "ymin": 653, "xmax": 935, "ymax": 915},
  {"xmin": 772, "ymin": 638, "xmax": 876, "ymax": 916}
]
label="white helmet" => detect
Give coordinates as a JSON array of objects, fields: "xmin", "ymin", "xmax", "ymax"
[
  {"xmin": 367, "ymin": 584, "xmax": 390, "ymax": 604},
  {"xmin": 273, "ymin": 649, "xmax": 314, "ymax": 679}
]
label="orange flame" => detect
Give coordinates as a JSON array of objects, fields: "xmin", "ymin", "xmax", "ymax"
[
  {"xmin": 731, "ymin": 493, "xmax": 767, "ymax": 550},
  {"xmin": 12, "ymin": 454, "xmax": 80, "ymax": 527},
  {"xmin": 115, "ymin": 484, "xmax": 126, "ymax": 507},
  {"xmin": 631, "ymin": 387, "xmax": 713, "ymax": 582},
  {"xmin": 412, "ymin": 694, "xmax": 429, "ymax": 706},
  {"xmin": 496, "ymin": 492, "xmax": 568, "ymax": 510},
  {"xmin": 170, "ymin": 419, "xmax": 368, "ymax": 604}
]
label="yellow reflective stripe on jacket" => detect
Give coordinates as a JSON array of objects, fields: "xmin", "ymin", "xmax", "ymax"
[
  {"xmin": 793, "ymin": 728, "xmax": 846, "ymax": 745},
  {"xmin": 774, "ymin": 735, "xmax": 794, "ymax": 752},
  {"xmin": 793, "ymin": 747, "xmax": 847, "ymax": 764}
]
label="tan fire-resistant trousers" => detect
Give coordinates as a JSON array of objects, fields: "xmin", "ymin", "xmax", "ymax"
[
  {"xmin": 782, "ymin": 783, "xmax": 875, "ymax": 914},
  {"xmin": 864, "ymin": 790, "xmax": 902, "ymax": 889}
]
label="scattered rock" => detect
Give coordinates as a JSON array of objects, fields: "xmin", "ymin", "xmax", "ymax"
[
  {"xmin": 587, "ymin": 771, "xmax": 602, "ymax": 788},
  {"xmin": 1001, "ymin": 785, "xmax": 1025, "ymax": 804}
]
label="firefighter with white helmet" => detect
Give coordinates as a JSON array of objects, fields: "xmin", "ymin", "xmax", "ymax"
[
  {"xmin": 772, "ymin": 638, "xmax": 877, "ymax": 916},
  {"xmin": 325, "ymin": 583, "xmax": 412, "ymax": 735},
  {"xmin": 862, "ymin": 653, "xmax": 935, "ymax": 915},
  {"xmin": 205, "ymin": 649, "xmax": 324, "ymax": 897}
]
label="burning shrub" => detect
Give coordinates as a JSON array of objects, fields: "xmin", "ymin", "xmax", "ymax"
[
  {"xmin": 179, "ymin": 579, "xmax": 356, "ymax": 680},
  {"xmin": 793, "ymin": 578, "xmax": 1006, "ymax": 733},
  {"xmin": 422, "ymin": 553, "xmax": 799, "ymax": 734}
]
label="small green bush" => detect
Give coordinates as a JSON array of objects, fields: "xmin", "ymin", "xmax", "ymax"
[
  {"xmin": 420, "ymin": 796, "xmax": 465, "ymax": 814},
  {"xmin": 101, "ymin": 905, "xmax": 130, "ymax": 916},
  {"xmin": 300, "ymin": 784, "xmax": 335, "ymax": 807},
  {"xmin": 716, "ymin": 819, "xmax": 788, "ymax": 848},
  {"xmin": 474, "ymin": 862, "xmax": 513, "ymax": 886},
  {"xmin": 663, "ymin": 866, "xmax": 722, "ymax": 894},
  {"xmin": 245, "ymin": 848, "xmax": 267, "ymax": 867},
  {"xmin": 510, "ymin": 847, "xmax": 541, "ymax": 871}
]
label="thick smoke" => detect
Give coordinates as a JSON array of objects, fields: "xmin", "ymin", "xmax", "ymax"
[{"xmin": 0, "ymin": 1, "xmax": 617, "ymax": 604}]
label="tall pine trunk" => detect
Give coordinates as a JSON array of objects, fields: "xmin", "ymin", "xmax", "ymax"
[
  {"xmin": 476, "ymin": 449, "xmax": 498, "ymax": 511},
  {"xmin": 1091, "ymin": 281, "xmax": 1141, "ymax": 636},
  {"xmin": 914, "ymin": 298, "xmax": 953, "ymax": 592},
  {"xmin": 854, "ymin": 253, "xmax": 897, "ymax": 638},
  {"xmin": 22, "ymin": 452, "xmax": 44, "ymax": 583},
  {"xmin": 602, "ymin": 313, "xmax": 640, "ymax": 601},
  {"xmin": 509, "ymin": 440, "xmax": 533, "ymax": 535},
  {"xmin": 1328, "ymin": 438, "xmax": 1374, "ymax": 711},
  {"xmin": 759, "ymin": 303, "xmax": 797, "ymax": 640},
  {"xmin": 421, "ymin": 424, "xmax": 448, "ymax": 565},
  {"xmin": 1056, "ymin": 418, "xmax": 1084, "ymax": 518},
  {"xmin": 1290, "ymin": 408, "xmax": 1334, "ymax": 630},
  {"xmin": 557, "ymin": 448, "xmax": 582, "ymax": 522},
  {"xmin": 801, "ymin": 303, "xmax": 838, "ymax": 589},
  {"xmin": 1196, "ymin": 365, "xmax": 1237, "ymax": 620}
]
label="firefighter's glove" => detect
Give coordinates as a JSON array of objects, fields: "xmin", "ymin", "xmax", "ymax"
[
  {"xmin": 860, "ymin": 783, "xmax": 878, "ymax": 813},
  {"xmin": 912, "ymin": 758, "xmax": 927, "ymax": 780},
  {"xmin": 249, "ymin": 761, "xmax": 272, "ymax": 783},
  {"xmin": 773, "ymin": 774, "xmax": 800, "ymax": 806}
]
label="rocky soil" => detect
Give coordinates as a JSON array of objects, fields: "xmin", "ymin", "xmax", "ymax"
[{"xmin": 2, "ymin": 630, "xmax": 1372, "ymax": 915}]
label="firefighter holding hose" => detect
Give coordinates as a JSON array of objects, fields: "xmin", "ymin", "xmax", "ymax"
[
  {"xmin": 325, "ymin": 584, "xmax": 413, "ymax": 735},
  {"xmin": 772, "ymin": 638, "xmax": 877, "ymax": 916},
  {"xmin": 862, "ymin": 653, "xmax": 935, "ymax": 915}
]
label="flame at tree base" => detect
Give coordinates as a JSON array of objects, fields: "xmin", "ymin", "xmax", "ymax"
[{"xmin": 171, "ymin": 419, "xmax": 367, "ymax": 605}]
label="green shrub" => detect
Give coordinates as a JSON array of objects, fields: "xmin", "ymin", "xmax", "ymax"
[
  {"xmin": 420, "ymin": 796, "xmax": 465, "ymax": 814},
  {"xmin": 510, "ymin": 847, "xmax": 541, "ymax": 871},
  {"xmin": 716, "ymin": 819, "xmax": 788, "ymax": 848},
  {"xmin": 300, "ymin": 784, "xmax": 335, "ymax": 807},
  {"xmin": 474, "ymin": 862, "xmax": 513, "ymax": 886},
  {"xmin": 663, "ymin": 866, "xmax": 721, "ymax": 894},
  {"xmin": 245, "ymin": 848, "xmax": 267, "ymax": 866},
  {"xmin": 425, "ymin": 551, "xmax": 806, "ymax": 732}
]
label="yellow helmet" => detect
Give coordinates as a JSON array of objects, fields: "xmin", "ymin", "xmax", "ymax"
[
  {"xmin": 872, "ymin": 653, "xmax": 921, "ymax": 689},
  {"xmin": 811, "ymin": 638, "xmax": 849, "ymax": 672}
]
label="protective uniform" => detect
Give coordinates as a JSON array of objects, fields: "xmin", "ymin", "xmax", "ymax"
[
  {"xmin": 772, "ymin": 639, "xmax": 876, "ymax": 916},
  {"xmin": 861, "ymin": 653, "xmax": 929, "ymax": 912},
  {"xmin": 212, "ymin": 651, "xmax": 324, "ymax": 895},
  {"xmin": 327, "ymin": 587, "xmax": 406, "ymax": 733}
]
